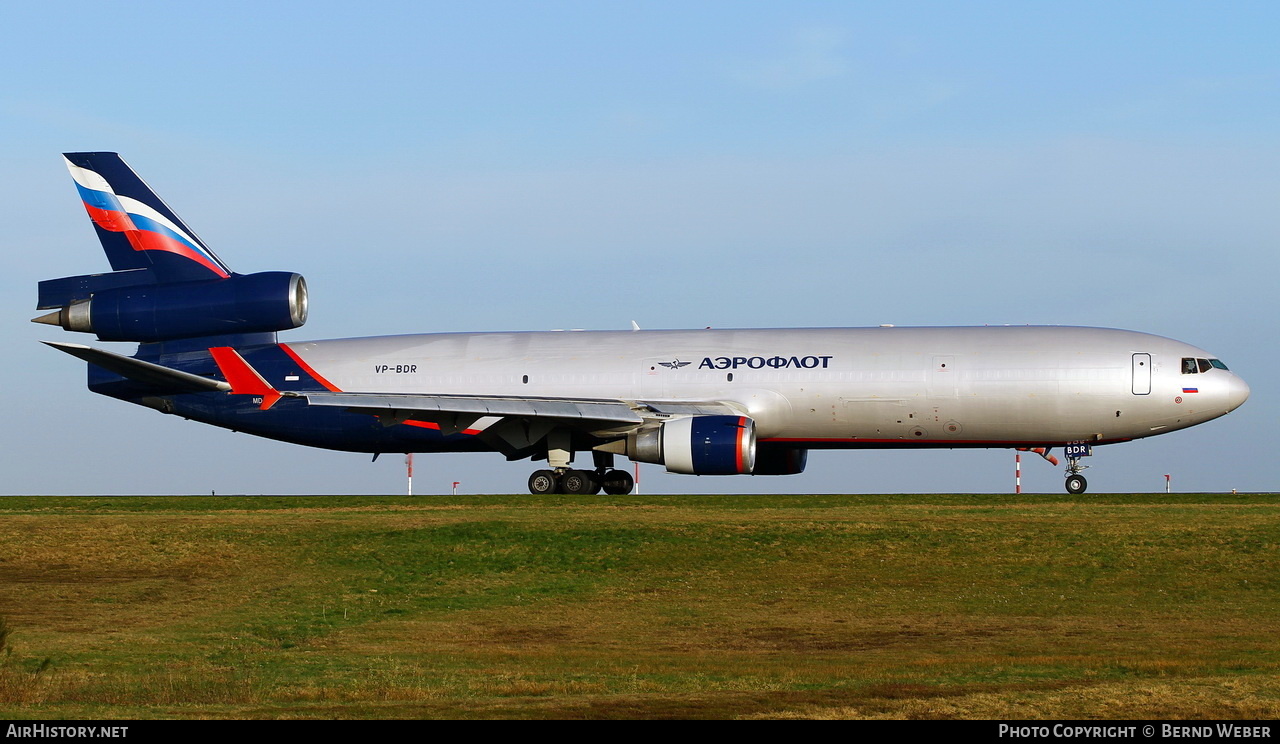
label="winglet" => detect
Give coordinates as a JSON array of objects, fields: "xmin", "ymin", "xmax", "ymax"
[{"xmin": 209, "ymin": 347, "xmax": 281, "ymax": 410}]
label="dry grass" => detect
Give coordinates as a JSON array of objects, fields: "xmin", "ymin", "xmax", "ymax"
[{"xmin": 0, "ymin": 493, "xmax": 1277, "ymax": 718}]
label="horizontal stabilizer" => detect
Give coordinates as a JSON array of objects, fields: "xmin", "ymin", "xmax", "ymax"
[
  {"xmin": 37, "ymin": 269, "xmax": 155, "ymax": 310},
  {"xmin": 42, "ymin": 341, "xmax": 231, "ymax": 393}
]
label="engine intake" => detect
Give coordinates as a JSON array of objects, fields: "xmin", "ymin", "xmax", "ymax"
[
  {"xmin": 629, "ymin": 415, "xmax": 757, "ymax": 475},
  {"xmin": 33, "ymin": 272, "xmax": 307, "ymax": 342}
]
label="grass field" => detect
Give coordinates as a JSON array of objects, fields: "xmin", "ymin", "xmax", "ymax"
[{"xmin": 1, "ymin": 492, "xmax": 1278, "ymax": 719}]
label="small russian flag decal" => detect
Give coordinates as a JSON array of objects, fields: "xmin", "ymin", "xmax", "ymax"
[{"xmin": 1182, "ymin": 387, "xmax": 1199, "ymax": 394}]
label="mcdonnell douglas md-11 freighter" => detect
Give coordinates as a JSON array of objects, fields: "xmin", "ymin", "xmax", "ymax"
[{"xmin": 36, "ymin": 153, "xmax": 1250, "ymax": 494}]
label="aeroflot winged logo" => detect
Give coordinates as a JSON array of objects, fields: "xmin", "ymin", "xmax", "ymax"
[{"xmin": 658, "ymin": 359, "xmax": 692, "ymax": 369}]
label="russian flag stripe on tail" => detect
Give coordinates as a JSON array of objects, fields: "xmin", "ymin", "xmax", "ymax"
[{"xmin": 63, "ymin": 152, "xmax": 232, "ymax": 282}]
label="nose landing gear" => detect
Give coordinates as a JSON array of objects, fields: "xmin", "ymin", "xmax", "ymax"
[
  {"xmin": 1020, "ymin": 445, "xmax": 1092, "ymax": 494},
  {"xmin": 1064, "ymin": 452, "xmax": 1090, "ymax": 494},
  {"xmin": 1065, "ymin": 472, "xmax": 1088, "ymax": 494}
]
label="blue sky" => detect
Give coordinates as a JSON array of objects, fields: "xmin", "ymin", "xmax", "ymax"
[{"xmin": 3, "ymin": 1, "xmax": 1276, "ymax": 494}]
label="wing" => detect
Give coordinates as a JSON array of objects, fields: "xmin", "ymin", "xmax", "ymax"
[
  {"xmin": 294, "ymin": 391, "xmax": 742, "ymax": 459},
  {"xmin": 298, "ymin": 391, "xmax": 645, "ymax": 426},
  {"xmin": 206, "ymin": 347, "xmax": 742, "ymax": 453},
  {"xmin": 293, "ymin": 391, "xmax": 740, "ymax": 426}
]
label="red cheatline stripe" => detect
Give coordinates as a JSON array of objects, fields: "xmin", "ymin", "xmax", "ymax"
[
  {"xmin": 279, "ymin": 343, "xmax": 342, "ymax": 392},
  {"xmin": 404, "ymin": 420, "xmax": 482, "ymax": 436},
  {"xmin": 763, "ymin": 436, "xmax": 1133, "ymax": 446},
  {"xmin": 735, "ymin": 416, "xmax": 746, "ymax": 473}
]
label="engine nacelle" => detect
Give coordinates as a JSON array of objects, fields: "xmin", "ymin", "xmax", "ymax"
[
  {"xmin": 629, "ymin": 415, "xmax": 757, "ymax": 475},
  {"xmin": 753, "ymin": 446, "xmax": 808, "ymax": 475},
  {"xmin": 36, "ymin": 272, "xmax": 308, "ymax": 342}
]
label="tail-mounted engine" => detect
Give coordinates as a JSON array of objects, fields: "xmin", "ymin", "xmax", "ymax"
[
  {"xmin": 627, "ymin": 415, "xmax": 757, "ymax": 475},
  {"xmin": 34, "ymin": 271, "xmax": 307, "ymax": 342}
]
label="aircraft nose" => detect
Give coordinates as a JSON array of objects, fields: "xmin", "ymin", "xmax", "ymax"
[{"xmin": 1227, "ymin": 374, "xmax": 1251, "ymax": 411}]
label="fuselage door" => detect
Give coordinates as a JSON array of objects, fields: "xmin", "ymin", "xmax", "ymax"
[{"xmin": 1131, "ymin": 353, "xmax": 1151, "ymax": 395}]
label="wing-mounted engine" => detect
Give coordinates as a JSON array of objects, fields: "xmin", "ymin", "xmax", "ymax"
[
  {"xmin": 627, "ymin": 415, "xmax": 757, "ymax": 475},
  {"xmin": 33, "ymin": 271, "xmax": 307, "ymax": 342}
]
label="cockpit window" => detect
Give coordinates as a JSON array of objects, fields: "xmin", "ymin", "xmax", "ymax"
[
  {"xmin": 1182, "ymin": 358, "xmax": 1198, "ymax": 374},
  {"xmin": 1197, "ymin": 358, "xmax": 1212, "ymax": 373},
  {"xmin": 1210, "ymin": 359, "xmax": 1229, "ymax": 371}
]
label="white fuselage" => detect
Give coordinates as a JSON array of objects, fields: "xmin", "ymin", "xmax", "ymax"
[{"xmin": 281, "ymin": 325, "xmax": 1249, "ymax": 448}]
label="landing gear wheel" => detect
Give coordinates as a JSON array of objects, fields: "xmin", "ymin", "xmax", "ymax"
[
  {"xmin": 560, "ymin": 469, "xmax": 598, "ymax": 495},
  {"xmin": 601, "ymin": 469, "xmax": 635, "ymax": 495},
  {"xmin": 1065, "ymin": 474, "xmax": 1088, "ymax": 494},
  {"xmin": 529, "ymin": 469, "xmax": 559, "ymax": 495}
]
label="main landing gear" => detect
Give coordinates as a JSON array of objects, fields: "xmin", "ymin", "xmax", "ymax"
[
  {"xmin": 528, "ymin": 448, "xmax": 635, "ymax": 495},
  {"xmin": 528, "ymin": 467, "xmax": 634, "ymax": 495}
]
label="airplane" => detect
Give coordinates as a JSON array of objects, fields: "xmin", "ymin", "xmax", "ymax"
[{"xmin": 35, "ymin": 152, "xmax": 1250, "ymax": 495}]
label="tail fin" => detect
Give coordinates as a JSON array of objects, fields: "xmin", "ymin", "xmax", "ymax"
[
  {"xmin": 40, "ymin": 152, "xmax": 307, "ymax": 344},
  {"xmin": 62, "ymin": 152, "xmax": 231, "ymax": 282}
]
